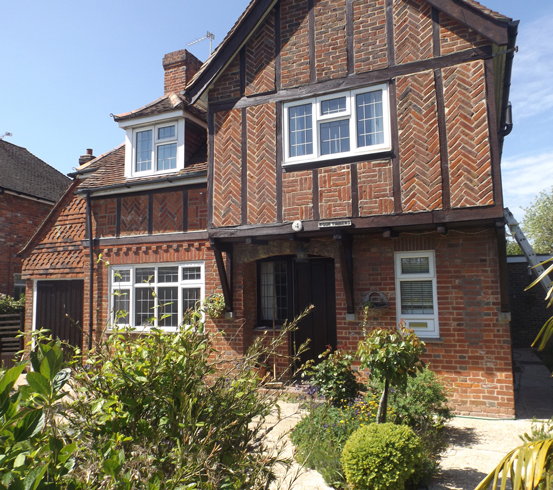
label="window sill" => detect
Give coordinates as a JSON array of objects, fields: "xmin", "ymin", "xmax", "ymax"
[
  {"xmin": 253, "ymin": 325, "xmax": 284, "ymax": 332},
  {"xmin": 282, "ymin": 149, "xmax": 394, "ymax": 172},
  {"xmin": 420, "ymin": 337, "xmax": 444, "ymax": 343}
]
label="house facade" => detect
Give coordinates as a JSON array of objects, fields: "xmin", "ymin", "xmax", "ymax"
[
  {"xmin": 0, "ymin": 140, "xmax": 70, "ymax": 298},
  {"xmin": 22, "ymin": 0, "xmax": 519, "ymax": 417}
]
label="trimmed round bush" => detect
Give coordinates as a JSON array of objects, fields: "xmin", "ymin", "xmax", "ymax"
[{"xmin": 341, "ymin": 423, "xmax": 423, "ymax": 490}]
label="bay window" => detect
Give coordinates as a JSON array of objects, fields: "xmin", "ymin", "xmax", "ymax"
[{"xmin": 283, "ymin": 83, "xmax": 391, "ymax": 165}]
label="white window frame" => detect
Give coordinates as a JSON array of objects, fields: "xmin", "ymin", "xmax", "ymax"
[
  {"xmin": 282, "ymin": 83, "xmax": 391, "ymax": 166},
  {"xmin": 394, "ymin": 251, "xmax": 439, "ymax": 338},
  {"xmin": 109, "ymin": 261, "xmax": 205, "ymax": 332},
  {"xmin": 123, "ymin": 116, "xmax": 186, "ymax": 178}
]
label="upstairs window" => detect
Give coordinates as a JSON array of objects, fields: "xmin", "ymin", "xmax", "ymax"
[
  {"xmin": 394, "ymin": 251, "xmax": 439, "ymax": 338},
  {"xmin": 283, "ymin": 83, "xmax": 391, "ymax": 165}
]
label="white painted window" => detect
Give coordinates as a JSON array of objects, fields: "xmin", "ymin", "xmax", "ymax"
[
  {"xmin": 394, "ymin": 251, "xmax": 439, "ymax": 338},
  {"xmin": 13, "ymin": 273, "xmax": 25, "ymax": 300},
  {"xmin": 109, "ymin": 262, "xmax": 204, "ymax": 331},
  {"xmin": 283, "ymin": 83, "xmax": 391, "ymax": 165}
]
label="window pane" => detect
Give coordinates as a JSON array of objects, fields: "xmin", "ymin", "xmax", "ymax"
[
  {"xmin": 157, "ymin": 143, "xmax": 177, "ymax": 171},
  {"xmin": 357, "ymin": 91, "xmax": 384, "ymax": 148},
  {"xmin": 158, "ymin": 125, "xmax": 175, "ymax": 140},
  {"xmin": 136, "ymin": 268, "xmax": 155, "ymax": 284},
  {"xmin": 159, "ymin": 266, "xmax": 178, "ymax": 283},
  {"xmin": 113, "ymin": 289, "xmax": 130, "ymax": 324},
  {"xmin": 113, "ymin": 269, "xmax": 131, "ymax": 282},
  {"xmin": 401, "ymin": 257, "xmax": 430, "ymax": 274},
  {"xmin": 260, "ymin": 261, "xmax": 288, "ymax": 321},
  {"xmin": 182, "ymin": 288, "xmax": 201, "ymax": 312},
  {"xmin": 321, "ymin": 97, "xmax": 346, "ymax": 115},
  {"xmin": 183, "ymin": 267, "xmax": 202, "ymax": 281},
  {"xmin": 289, "ymin": 104, "xmax": 313, "ymax": 157},
  {"xmin": 320, "ymin": 119, "xmax": 350, "ymax": 155},
  {"xmin": 400, "ymin": 281, "xmax": 434, "ymax": 314},
  {"xmin": 158, "ymin": 287, "xmax": 179, "ymax": 328},
  {"xmin": 135, "ymin": 288, "xmax": 155, "ymax": 326},
  {"xmin": 136, "ymin": 130, "xmax": 152, "ymax": 172}
]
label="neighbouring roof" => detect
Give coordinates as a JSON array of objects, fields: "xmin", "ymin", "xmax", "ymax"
[
  {"xmin": 113, "ymin": 92, "xmax": 206, "ymax": 123},
  {"xmin": 0, "ymin": 140, "xmax": 71, "ymax": 202},
  {"xmin": 77, "ymin": 143, "xmax": 208, "ymax": 192}
]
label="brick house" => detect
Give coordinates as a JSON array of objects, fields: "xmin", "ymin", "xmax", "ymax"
[
  {"xmin": 22, "ymin": 0, "xmax": 519, "ymax": 417},
  {"xmin": 0, "ymin": 140, "xmax": 70, "ymax": 298}
]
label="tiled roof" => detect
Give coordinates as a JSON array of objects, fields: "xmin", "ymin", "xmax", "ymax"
[
  {"xmin": 0, "ymin": 140, "xmax": 71, "ymax": 202},
  {"xmin": 459, "ymin": 0, "xmax": 511, "ymax": 22},
  {"xmin": 78, "ymin": 143, "xmax": 208, "ymax": 192},
  {"xmin": 114, "ymin": 93, "xmax": 206, "ymax": 123}
]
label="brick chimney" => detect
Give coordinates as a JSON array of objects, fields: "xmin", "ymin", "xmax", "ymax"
[
  {"xmin": 78, "ymin": 148, "xmax": 95, "ymax": 166},
  {"xmin": 162, "ymin": 49, "xmax": 203, "ymax": 95}
]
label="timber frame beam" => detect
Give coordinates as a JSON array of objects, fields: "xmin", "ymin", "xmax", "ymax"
[{"xmin": 210, "ymin": 239, "xmax": 234, "ymax": 313}]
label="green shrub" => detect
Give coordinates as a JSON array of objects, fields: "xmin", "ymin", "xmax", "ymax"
[
  {"xmin": 302, "ymin": 347, "xmax": 363, "ymax": 407},
  {"xmin": 0, "ymin": 293, "xmax": 25, "ymax": 314},
  {"xmin": 341, "ymin": 423, "xmax": 423, "ymax": 490}
]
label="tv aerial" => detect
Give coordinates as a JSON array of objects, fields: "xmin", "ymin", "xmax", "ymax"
[{"xmin": 188, "ymin": 31, "xmax": 215, "ymax": 55}]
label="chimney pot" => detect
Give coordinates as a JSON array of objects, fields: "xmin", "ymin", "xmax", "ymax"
[
  {"xmin": 86, "ymin": 148, "xmax": 93, "ymax": 155},
  {"xmin": 79, "ymin": 149, "xmax": 96, "ymax": 166}
]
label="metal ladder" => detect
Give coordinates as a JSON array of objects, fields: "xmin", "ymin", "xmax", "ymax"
[{"xmin": 504, "ymin": 207, "xmax": 552, "ymax": 293}]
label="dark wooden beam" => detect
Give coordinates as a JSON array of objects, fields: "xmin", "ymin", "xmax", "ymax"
[
  {"xmin": 283, "ymin": 150, "xmax": 393, "ymax": 173},
  {"xmin": 334, "ymin": 231, "xmax": 354, "ymax": 314},
  {"xmin": 432, "ymin": 7, "xmax": 441, "ymax": 58},
  {"xmin": 209, "ymin": 46, "xmax": 493, "ymax": 113},
  {"xmin": 484, "ymin": 58, "xmax": 504, "ymax": 209},
  {"xmin": 308, "ymin": 0, "xmax": 315, "ymax": 83},
  {"xmin": 276, "ymin": 102, "xmax": 283, "ymax": 222},
  {"xmin": 241, "ymin": 107, "xmax": 248, "ymax": 225},
  {"xmin": 389, "ymin": 80, "xmax": 402, "ymax": 214},
  {"xmin": 346, "ymin": 0, "xmax": 354, "ymax": 74},
  {"xmin": 424, "ymin": 0, "xmax": 509, "ymax": 46},
  {"xmin": 495, "ymin": 222, "xmax": 510, "ymax": 313},
  {"xmin": 207, "ymin": 111, "xmax": 215, "ymax": 228},
  {"xmin": 351, "ymin": 163, "xmax": 359, "ymax": 218},
  {"xmin": 183, "ymin": 188, "xmax": 189, "ymax": 232},
  {"xmin": 312, "ymin": 169, "xmax": 319, "ymax": 221},
  {"xmin": 115, "ymin": 197, "xmax": 121, "ymax": 237},
  {"xmin": 434, "ymin": 68, "xmax": 451, "ymax": 210},
  {"xmin": 385, "ymin": 0, "xmax": 395, "ymax": 66},
  {"xmin": 210, "ymin": 239, "xmax": 234, "ymax": 312},
  {"xmin": 83, "ymin": 231, "xmax": 208, "ymax": 248},
  {"xmin": 275, "ymin": 1, "xmax": 281, "ymax": 91}
]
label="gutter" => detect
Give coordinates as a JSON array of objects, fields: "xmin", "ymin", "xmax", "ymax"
[
  {"xmin": 75, "ymin": 169, "xmax": 207, "ymax": 196},
  {"xmin": 0, "ymin": 186, "xmax": 57, "ymax": 205},
  {"xmin": 85, "ymin": 192, "xmax": 94, "ymax": 351},
  {"xmin": 498, "ymin": 20, "xmax": 519, "ymax": 153}
]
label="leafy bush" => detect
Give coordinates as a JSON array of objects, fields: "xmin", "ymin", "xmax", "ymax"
[
  {"xmin": 302, "ymin": 347, "xmax": 363, "ymax": 407},
  {"xmin": 341, "ymin": 423, "xmax": 423, "ymax": 490},
  {"xmin": 0, "ymin": 293, "xmax": 25, "ymax": 314}
]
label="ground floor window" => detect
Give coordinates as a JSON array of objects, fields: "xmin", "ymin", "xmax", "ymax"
[
  {"xmin": 110, "ymin": 262, "xmax": 204, "ymax": 330},
  {"xmin": 394, "ymin": 251, "xmax": 439, "ymax": 338},
  {"xmin": 257, "ymin": 258, "xmax": 293, "ymax": 328}
]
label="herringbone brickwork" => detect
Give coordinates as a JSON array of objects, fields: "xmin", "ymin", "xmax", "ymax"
[
  {"xmin": 315, "ymin": 0, "xmax": 347, "ymax": 81},
  {"xmin": 318, "ymin": 165, "xmax": 352, "ymax": 219},
  {"xmin": 282, "ymin": 170, "xmax": 313, "ymax": 222},
  {"xmin": 153, "ymin": 191, "xmax": 183, "ymax": 234},
  {"xmin": 353, "ymin": 0, "xmax": 388, "ymax": 73},
  {"xmin": 394, "ymin": 0, "xmax": 433, "ymax": 64},
  {"xmin": 439, "ymin": 12, "xmax": 489, "ymax": 55},
  {"xmin": 281, "ymin": 0, "xmax": 310, "ymax": 89},
  {"xmin": 213, "ymin": 110, "xmax": 242, "ymax": 227},
  {"xmin": 443, "ymin": 61, "xmax": 493, "ymax": 208},
  {"xmin": 209, "ymin": 56, "xmax": 241, "ymax": 102},
  {"xmin": 246, "ymin": 104, "xmax": 277, "ymax": 224},
  {"xmin": 397, "ymin": 71, "xmax": 442, "ymax": 212},
  {"xmin": 188, "ymin": 188, "xmax": 208, "ymax": 231},
  {"xmin": 92, "ymin": 198, "xmax": 117, "ymax": 238},
  {"xmin": 357, "ymin": 160, "xmax": 394, "ymax": 216},
  {"xmin": 246, "ymin": 9, "xmax": 276, "ymax": 96},
  {"xmin": 121, "ymin": 194, "xmax": 148, "ymax": 236}
]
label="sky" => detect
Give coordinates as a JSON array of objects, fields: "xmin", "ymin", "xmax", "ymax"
[{"xmin": 1, "ymin": 0, "xmax": 552, "ymax": 225}]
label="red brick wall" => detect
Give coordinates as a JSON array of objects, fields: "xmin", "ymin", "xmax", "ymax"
[
  {"xmin": 246, "ymin": 104, "xmax": 277, "ymax": 224},
  {"xmin": 153, "ymin": 191, "xmax": 183, "ymax": 234},
  {"xmin": 397, "ymin": 71, "xmax": 442, "ymax": 212},
  {"xmin": 357, "ymin": 160, "xmax": 394, "ymax": 216},
  {"xmin": 0, "ymin": 193, "xmax": 52, "ymax": 295},
  {"xmin": 209, "ymin": 56, "xmax": 241, "ymax": 102},
  {"xmin": 439, "ymin": 12, "xmax": 489, "ymax": 55},
  {"xmin": 245, "ymin": 9, "xmax": 276, "ymax": 96},
  {"xmin": 353, "ymin": 0, "xmax": 388, "ymax": 73},
  {"xmin": 120, "ymin": 195, "xmax": 149, "ymax": 236},
  {"xmin": 213, "ymin": 110, "xmax": 242, "ymax": 227},
  {"xmin": 314, "ymin": 0, "xmax": 348, "ymax": 82},
  {"xmin": 92, "ymin": 198, "xmax": 117, "ymax": 238},
  {"xmin": 282, "ymin": 170, "xmax": 313, "ymax": 221},
  {"xmin": 394, "ymin": 0, "xmax": 433, "ymax": 64},
  {"xmin": 318, "ymin": 165, "xmax": 352, "ymax": 219},
  {"xmin": 443, "ymin": 60, "xmax": 493, "ymax": 208},
  {"xmin": 188, "ymin": 188, "xmax": 208, "ymax": 231},
  {"xmin": 280, "ymin": 0, "xmax": 310, "ymax": 89}
]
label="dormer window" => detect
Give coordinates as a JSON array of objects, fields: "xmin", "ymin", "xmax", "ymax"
[{"xmin": 120, "ymin": 114, "xmax": 186, "ymax": 179}]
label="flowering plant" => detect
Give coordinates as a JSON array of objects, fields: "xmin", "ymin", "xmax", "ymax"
[{"xmin": 202, "ymin": 293, "xmax": 226, "ymax": 318}]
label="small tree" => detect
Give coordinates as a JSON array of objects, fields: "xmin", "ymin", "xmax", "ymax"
[
  {"xmin": 522, "ymin": 186, "xmax": 553, "ymax": 254},
  {"xmin": 357, "ymin": 321, "xmax": 425, "ymax": 423}
]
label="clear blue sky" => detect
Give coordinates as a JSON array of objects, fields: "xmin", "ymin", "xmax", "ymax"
[{"xmin": 1, "ymin": 0, "xmax": 551, "ymax": 224}]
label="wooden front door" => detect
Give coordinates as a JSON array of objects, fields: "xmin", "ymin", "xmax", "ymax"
[
  {"xmin": 35, "ymin": 280, "xmax": 84, "ymax": 348},
  {"xmin": 293, "ymin": 258, "xmax": 337, "ymax": 367}
]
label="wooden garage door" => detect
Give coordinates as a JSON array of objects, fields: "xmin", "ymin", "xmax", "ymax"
[{"xmin": 35, "ymin": 280, "xmax": 84, "ymax": 348}]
